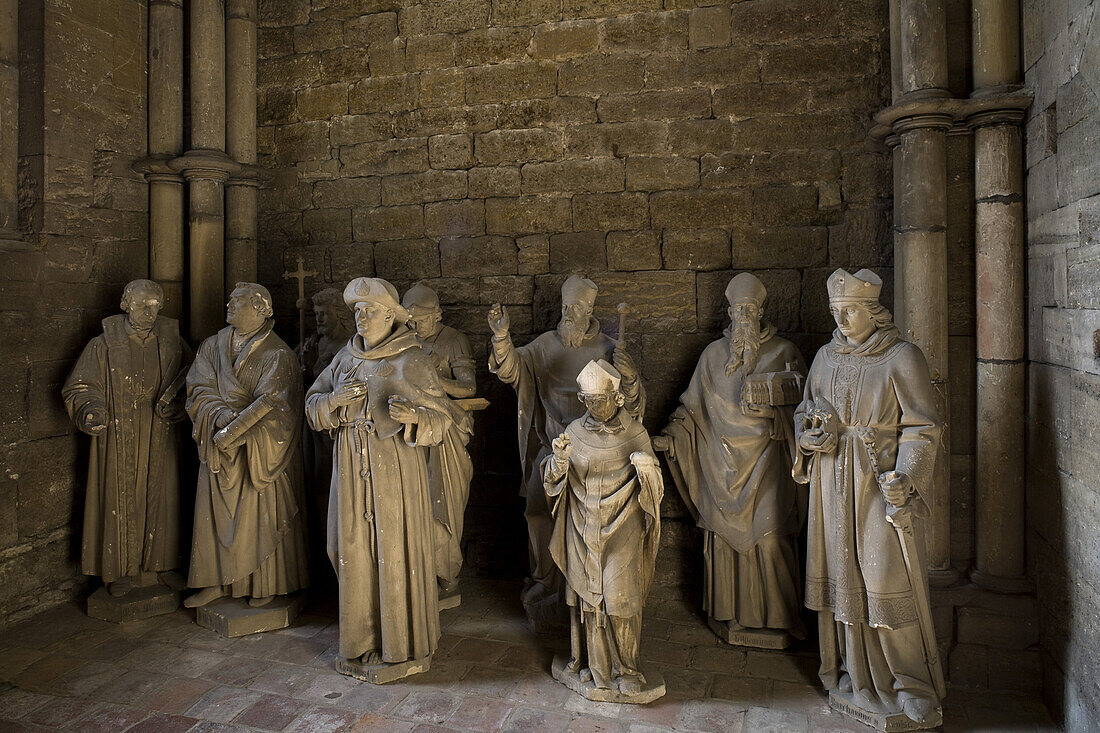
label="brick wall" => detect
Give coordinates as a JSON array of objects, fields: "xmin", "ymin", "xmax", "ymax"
[
  {"xmin": 0, "ymin": 0, "xmax": 149, "ymax": 622},
  {"xmin": 254, "ymin": 0, "xmax": 893, "ymax": 590},
  {"xmin": 1023, "ymin": 0, "xmax": 1100, "ymax": 729}
]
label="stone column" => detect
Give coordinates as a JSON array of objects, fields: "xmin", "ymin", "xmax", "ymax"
[
  {"xmin": 889, "ymin": 0, "xmax": 958, "ymax": 586},
  {"xmin": 174, "ymin": 0, "xmax": 237, "ymax": 342},
  {"xmin": 225, "ymin": 0, "xmax": 259, "ymax": 289},
  {"xmin": 140, "ymin": 0, "xmax": 185, "ymax": 318},
  {"xmin": 971, "ymin": 0, "xmax": 1030, "ymax": 593},
  {"xmin": 0, "ymin": 0, "xmax": 19, "ymax": 242}
]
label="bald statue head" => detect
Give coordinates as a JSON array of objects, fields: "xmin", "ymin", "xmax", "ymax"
[
  {"xmin": 120, "ymin": 279, "xmax": 164, "ymax": 334},
  {"xmin": 226, "ymin": 282, "xmax": 274, "ymax": 335}
]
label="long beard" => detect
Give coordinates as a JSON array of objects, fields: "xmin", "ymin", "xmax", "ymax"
[
  {"xmin": 726, "ymin": 320, "xmax": 762, "ymax": 377},
  {"xmin": 558, "ymin": 317, "xmax": 588, "ymax": 348}
]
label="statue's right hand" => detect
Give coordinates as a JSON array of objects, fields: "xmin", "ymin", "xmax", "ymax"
[
  {"xmin": 331, "ymin": 380, "xmax": 368, "ymax": 407},
  {"xmin": 83, "ymin": 410, "xmax": 108, "ymax": 435},
  {"xmin": 552, "ymin": 433, "xmax": 572, "ymax": 465},
  {"xmin": 799, "ymin": 427, "xmax": 835, "ymax": 454},
  {"xmin": 487, "ymin": 303, "xmax": 510, "ymax": 337}
]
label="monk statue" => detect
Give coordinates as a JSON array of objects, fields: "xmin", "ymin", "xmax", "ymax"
[
  {"xmin": 544, "ymin": 359, "xmax": 665, "ymax": 704},
  {"xmin": 299, "ymin": 286, "xmax": 355, "ymax": 584},
  {"xmin": 488, "ymin": 274, "xmax": 645, "ymax": 631},
  {"xmin": 306, "ymin": 277, "xmax": 471, "ymax": 683},
  {"xmin": 658, "ymin": 273, "xmax": 807, "ymax": 648},
  {"xmin": 184, "ymin": 282, "xmax": 310, "ymax": 610},
  {"xmin": 62, "ymin": 279, "xmax": 189, "ymax": 601},
  {"xmin": 402, "ymin": 283, "xmax": 476, "ymax": 603},
  {"xmin": 794, "ymin": 268, "xmax": 945, "ymax": 729}
]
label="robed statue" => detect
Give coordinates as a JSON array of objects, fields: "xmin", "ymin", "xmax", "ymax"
[
  {"xmin": 659, "ymin": 273, "xmax": 807, "ymax": 647},
  {"xmin": 184, "ymin": 282, "xmax": 310, "ymax": 609},
  {"xmin": 62, "ymin": 279, "xmax": 190, "ymax": 598},
  {"xmin": 544, "ymin": 359, "xmax": 665, "ymax": 703},
  {"xmin": 488, "ymin": 274, "xmax": 645, "ymax": 630},
  {"xmin": 794, "ymin": 268, "xmax": 945, "ymax": 729},
  {"xmin": 402, "ymin": 283, "xmax": 476, "ymax": 600},
  {"xmin": 306, "ymin": 277, "xmax": 470, "ymax": 682}
]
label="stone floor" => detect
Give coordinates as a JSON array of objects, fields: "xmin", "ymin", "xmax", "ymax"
[{"xmin": 0, "ymin": 578, "xmax": 1057, "ymax": 732}]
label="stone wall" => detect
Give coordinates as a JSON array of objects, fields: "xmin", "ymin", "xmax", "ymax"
[
  {"xmin": 1023, "ymin": 0, "xmax": 1100, "ymax": 729},
  {"xmin": 253, "ymin": 0, "xmax": 895, "ymax": 591},
  {"xmin": 0, "ymin": 0, "xmax": 149, "ymax": 622}
]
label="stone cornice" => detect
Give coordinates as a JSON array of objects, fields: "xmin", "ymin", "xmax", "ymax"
[
  {"xmin": 872, "ymin": 88, "xmax": 1034, "ymax": 141},
  {"xmin": 169, "ymin": 149, "xmax": 241, "ymax": 182}
]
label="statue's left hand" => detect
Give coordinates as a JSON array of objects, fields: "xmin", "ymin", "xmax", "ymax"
[
  {"xmin": 612, "ymin": 342, "xmax": 638, "ymax": 382},
  {"xmin": 878, "ymin": 471, "xmax": 914, "ymax": 507},
  {"xmin": 741, "ymin": 401, "xmax": 775, "ymax": 419},
  {"xmin": 388, "ymin": 396, "xmax": 418, "ymax": 424}
]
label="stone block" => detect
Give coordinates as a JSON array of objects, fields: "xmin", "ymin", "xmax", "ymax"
[
  {"xmin": 425, "ymin": 199, "xmax": 485, "ymax": 239},
  {"xmin": 607, "ymin": 231, "xmax": 661, "ymax": 271},
  {"xmin": 455, "ymin": 27, "xmax": 532, "ymax": 65},
  {"xmin": 492, "ymin": 0, "xmax": 561, "ymax": 26},
  {"xmin": 259, "ymin": 27, "xmax": 294, "ymax": 58},
  {"xmin": 14, "ymin": 434, "xmax": 79, "ymax": 538},
  {"xmin": 597, "ymin": 89, "xmax": 711, "ymax": 123},
  {"xmin": 440, "ymin": 236, "xmax": 518, "ymax": 276},
  {"xmin": 562, "ymin": 0, "xmax": 663, "ymax": 20},
  {"xmin": 374, "ymin": 239, "xmax": 441, "ymax": 280},
  {"xmin": 731, "ymin": 225, "xmax": 828, "ymax": 268},
  {"xmin": 690, "ymin": 6, "xmax": 732, "ymax": 49},
  {"xmin": 353, "ymin": 205, "xmax": 424, "ymax": 241},
  {"xmin": 336, "ymin": 654, "xmax": 430, "ymax": 684},
  {"xmin": 599, "ymin": 12, "xmax": 688, "ymax": 52},
  {"xmin": 274, "ymin": 121, "xmax": 331, "ymax": 164},
  {"xmin": 341, "ymin": 137, "xmax": 426, "ymax": 177},
  {"xmin": 394, "ymin": 107, "xmax": 497, "ymax": 139},
  {"xmin": 399, "ymin": 0, "xmax": 490, "ymax": 36},
  {"xmin": 646, "ymin": 45, "xmax": 760, "ymax": 89},
  {"xmin": 667, "ymin": 119, "xmax": 743, "ymax": 157},
  {"xmin": 712, "ymin": 82, "xmax": 813, "ymax": 117},
  {"xmin": 558, "ymin": 54, "xmax": 645, "ymax": 96},
  {"xmin": 753, "ymin": 185, "xmax": 824, "ymax": 226},
  {"xmin": 829, "ymin": 690, "xmax": 939, "ymax": 731},
  {"xmin": 498, "ymin": 97, "xmax": 598, "ymax": 129},
  {"xmin": 196, "ymin": 593, "xmax": 307, "ymax": 638},
  {"xmin": 517, "ymin": 234, "xmax": 550, "ymax": 274},
  {"xmin": 305, "ymin": 0, "xmax": 399, "ymax": 22},
  {"xmin": 485, "ymin": 195, "xmax": 572, "ymax": 235},
  {"xmin": 662, "ymin": 229, "xmax": 731, "ymax": 271},
  {"xmin": 382, "ymin": 170, "xmax": 467, "ymax": 206},
  {"xmin": 521, "ymin": 158, "xmax": 623, "ymax": 194},
  {"xmin": 957, "ymin": 607, "xmax": 1040, "ymax": 650},
  {"xmin": 294, "ymin": 20, "xmax": 343, "ymax": 53},
  {"xmin": 86, "ymin": 585, "xmax": 180, "ymax": 623},
  {"xmin": 475, "ymin": 128, "xmax": 562, "ymax": 165},
  {"xmin": 343, "ymin": 12, "xmax": 399, "ymax": 46},
  {"xmin": 469, "ymin": 167, "xmax": 522, "ymax": 198},
  {"xmin": 349, "ymin": 75, "xmax": 418, "ymax": 115},
  {"xmin": 588, "ymin": 271, "xmax": 697, "ymax": 332},
  {"xmin": 549, "ymin": 232, "xmax": 607, "ymax": 273},
  {"xmin": 625, "ymin": 156, "xmax": 699, "ymax": 191},
  {"xmin": 330, "ymin": 114, "xmax": 391, "ymax": 147},
  {"xmin": 564, "ymin": 121, "xmax": 668, "ymax": 158},
  {"xmin": 301, "ymin": 208, "xmax": 350, "ymax": 246},
  {"xmin": 651, "ymin": 189, "xmax": 751, "ymax": 230},
  {"xmin": 369, "ymin": 39, "xmax": 406, "ymax": 76},
  {"xmin": 318, "ymin": 48, "xmax": 372, "ymax": 84},
  {"xmin": 258, "ymin": 53, "xmax": 321, "ymax": 89},
  {"xmin": 529, "ymin": 20, "xmax": 598, "ymax": 60},
  {"xmin": 479, "ymin": 275, "xmax": 535, "ymax": 305},
  {"xmin": 405, "ymin": 34, "xmax": 455, "ymax": 72},
  {"xmin": 428, "ymin": 134, "xmax": 475, "ymax": 170},
  {"xmin": 296, "ymin": 83, "xmax": 349, "ymax": 121},
  {"xmin": 418, "ymin": 69, "xmax": 465, "ymax": 109},
  {"xmin": 328, "ymin": 242, "xmax": 376, "ymax": 279},
  {"xmin": 571, "ymin": 192, "xmax": 648, "ymax": 230},
  {"xmin": 641, "ymin": 332, "xmax": 714, "ymax": 386},
  {"xmin": 259, "ymin": 87, "xmax": 296, "ymax": 125},
  {"xmin": 313, "ymin": 177, "xmax": 381, "ymax": 209},
  {"xmin": 466, "ymin": 62, "xmax": 558, "ymax": 104}
]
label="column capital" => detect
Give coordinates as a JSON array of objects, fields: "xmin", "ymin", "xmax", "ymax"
[
  {"xmin": 967, "ymin": 108, "xmax": 1027, "ymax": 129},
  {"xmin": 170, "ymin": 149, "xmax": 240, "ymax": 182},
  {"xmin": 872, "ymin": 90, "xmax": 1033, "ymax": 141},
  {"xmin": 893, "ymin": 113, "xmax": 955, "ymax": 135},
  {"xmin": 226, "ymin": 164, "xmax": 263, "ymax": 188}
]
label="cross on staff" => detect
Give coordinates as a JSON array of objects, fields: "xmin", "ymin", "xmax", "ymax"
[{"xmin": 283, "ymin": 256, "xmax": 318, "ymax": 349}]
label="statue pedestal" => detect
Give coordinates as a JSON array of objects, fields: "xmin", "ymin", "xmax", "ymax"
[
  {"xmin": 195, "ymin": 593, "xmax": 306, "ymax": 637},
  {"xmin": 551, "ymin": 655, "xmax": 665, "ymax": 704},
  {"xmin": 439, "ymin": 588, "xmax": 461, "ymax": 611},
  {"xmin": 87, "ymin": 584, "xmax": 180, "ymax": 622},
  {"xmin": 707, "ymin": 618, "xmax": 795, "ymax": 650},
  {"xmin": 335, "ymin": 655, "xmax": 431, "ymax": 684},
  {"xmin": 828, "ymin": 690, "xmax": 942, "ymax": 732}
]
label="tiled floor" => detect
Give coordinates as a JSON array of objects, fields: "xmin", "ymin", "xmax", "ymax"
[{"xmin": 0, "ymin": 578, "xmax": 1057, "ymax": 732}]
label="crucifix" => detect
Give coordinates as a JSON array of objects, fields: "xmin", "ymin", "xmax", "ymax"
[{"xmin": 283, "ymin": 256, "xmax": 318, "ymax": 349}]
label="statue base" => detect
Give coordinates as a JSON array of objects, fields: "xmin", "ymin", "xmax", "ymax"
[
  {"xmin": 828, "ymin": 690, "xmax": 942, "ymax": 732},
  {"xmin": 195, "ymin": 592, "xmax": 306, "ymax": 637},
  {"xmin": 439, "ymin": 589, "xmax": 461, "ymax": 611},
  {"xmin": 707, "ymin": 618, "xmax": 795, "ymax": 649},
  {"xmin": 551, "ymin": 655, "xmax": 665, "ymax": 704},
  {"xmin": 335, "ymin": 654, "xmax": 431, "ymax": 684},
  {"xmin": 86, "ymin": 584, "xmax": 180, "ymax": 622}
]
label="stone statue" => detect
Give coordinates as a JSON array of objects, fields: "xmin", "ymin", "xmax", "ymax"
[
  {"xmin": 184, "ymin": 282, "xmax": 310, "ymax": 612},
  {"xmin": 544, "ymin": 360, "xmax": 665, "ymax": 703},
  {"xmin": 793, "ymin": 268, "xmax": 946, "ymax": 729},
  {"xmin": 299, "ymin": 286, "xmax": 355, "ymax": 585},
  {"xmin": 62, "ymin": 279, "xmax": 189, "ymax": 610},
  {"xmin": 402, "ymin": 283, "xmax": 476, "ymax": 603},
  {"xmin": 488, "ymin": 274, "xmax": 645, "ymax": 631},
  {"xmin": 305, "ymin": 277, "xmax": 471, "ymax": 683},
  {"xmin": 658, "ymin": 273, "xmax": 807, "ymax": 648}
]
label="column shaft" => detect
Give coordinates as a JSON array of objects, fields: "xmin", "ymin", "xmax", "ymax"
[
  {"xmin": 896, "ymin": 0, "xmax": 950, "ymax": 98},
  {"xmin": 225, "ymin": 0, "xmax": 258, "ymax": 287},
  {"xmin": 189, "ymin": 178, "xmax": 226, "ymax": 341},
  {"xmin": 0, "ymin": 0, "xmax": 19, "ymax": 236}
]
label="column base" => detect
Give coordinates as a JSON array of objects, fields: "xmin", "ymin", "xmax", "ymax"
[
  {"xmin": 927, "ymin": 567, "xmax": 962, "ymax": 588},
  {"xmin": 970, "ymin": 569, "xmax": 1033, "ymax": 595}
]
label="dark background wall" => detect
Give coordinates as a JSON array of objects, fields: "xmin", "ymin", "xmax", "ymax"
[
  {"xmin": 1022, "ymin": 0, "xmax": 1100, "ymax": 728},
  {"xmin": 253, "ymin": 0, "xmax": 897, "ymax": 596},
  {"xmin": 0, "ymin": 0, "xmax": 150, "ymax": 621}
]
